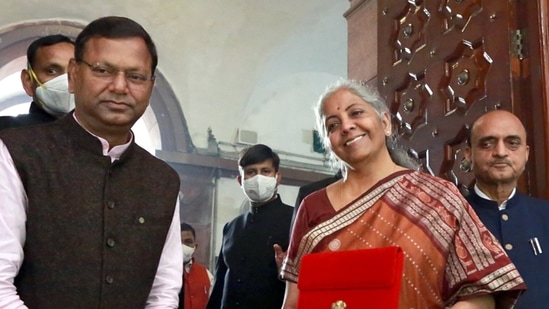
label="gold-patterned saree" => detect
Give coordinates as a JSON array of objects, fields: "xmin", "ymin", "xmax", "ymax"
[{"xmin": 282, "ymin": 170, "xmax": 525, "ymax": 308}]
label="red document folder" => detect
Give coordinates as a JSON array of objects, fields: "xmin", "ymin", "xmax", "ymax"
[{"xmin": 297, "ymin": 246, "xmax": 404, "ymax": 309}]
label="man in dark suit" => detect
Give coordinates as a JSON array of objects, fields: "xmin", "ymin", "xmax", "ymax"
[
  {"xmin": 464, "ymin": 110, "xmax": 549, "ymax": 308},
  {"xmin": 0, "ymin": 34, "xmax": 74, "ymax": 130},
  {"xmin": 207, "ymin": 144, "xmax": 294, "ymax": 309}
]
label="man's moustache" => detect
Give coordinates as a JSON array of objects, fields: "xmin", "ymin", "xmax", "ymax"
[{"xmin": 490, "ymin": 160, "xmax": 512, "ymax": 166}]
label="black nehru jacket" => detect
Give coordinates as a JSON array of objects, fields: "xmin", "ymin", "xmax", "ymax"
[
  {"xmin": 0, "ymin": 114, "xmax": 180, "ymax": 308},
  {"xmin": 207, "ymin": 195, "xmax": 293, "ymax": 309},
  {"xmin": 291, "ymin": 171, "xmax": 342, "ymax": 229}
]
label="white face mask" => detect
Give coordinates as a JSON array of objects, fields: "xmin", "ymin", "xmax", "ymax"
[
  {"xmin": 182, "ymin": 244, "xmax": 195, "ymax": 263},
  {"xmin": 33, "ymin": 73, "xmax": 75, "ymax": 116},
  {"xmin": 241, "ymin": 174, "xmax": 278, "ymax": 203}
]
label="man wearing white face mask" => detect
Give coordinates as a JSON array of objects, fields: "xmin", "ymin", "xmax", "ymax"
[
  {"xmin": 178, "ymin": 223, "xmax": 213, "ymax": 309},
  {"xmin": 207, "ymin": 144, "xmax": 294, "ymax": 309},
  {"xmin": 0, "ymin": 34, "xmax": 74, "ymax": 130}
]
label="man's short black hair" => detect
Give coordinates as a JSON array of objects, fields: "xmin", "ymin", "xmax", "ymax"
[
  {"xmin": 238, "ymin": 144, "xmax": 280, "ymax": 172},
  {"xmin": 27, "ymin": 34, "xmax": 74, "ymax": 68},
  {"xmin": 180, "ymin": 222, "xmax": 196, "ymax": 239},
  {"xmin": 74, "ymin": 16, "xmax": 158, "ymax": 75}
]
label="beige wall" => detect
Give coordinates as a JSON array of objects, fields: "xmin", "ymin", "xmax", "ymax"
[
  {"xmin": 0, "ymin": 1, "xmax": 348, "ymax": 155},
  {"xmin": 0, "ymin": 1, "xmax": 350, "ymax": 268}
]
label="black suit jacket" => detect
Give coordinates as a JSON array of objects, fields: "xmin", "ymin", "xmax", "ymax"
[
  {"xmin": 0, "ymin": 102, "xmax": 57, "ymax": 130},
  {"xmin": 206, "ymin": 195, "xmax": 293, "ymax": 309},
  {"xmin": 291, "ymin": 171, "xmax": 342, "ymax": 230}
]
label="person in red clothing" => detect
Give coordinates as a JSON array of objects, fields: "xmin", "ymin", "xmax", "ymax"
[{"xmin": 178, "ymin": 223, "xmax": 213, "ymax": 309}]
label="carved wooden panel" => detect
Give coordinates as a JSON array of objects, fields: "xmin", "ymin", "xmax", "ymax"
[{"xmin": 377, "ymin": 0, "xmax": 515, "ymax": 194}]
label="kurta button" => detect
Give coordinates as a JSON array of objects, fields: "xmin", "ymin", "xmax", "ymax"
[
  {"xmin": 504, "ymin": 243, "xmax": 513, "ymax": 250},
  {"xmin": 106, "ymin": 238, "xmax": 115, "ymax": 247},
  {"xmin": 105, "ymin": 275, "xmax": 114, "ymax": 284},
  {"xmin": 501, "ymin": 213, "xmax": 509, "ymax": 221},
  {"xmin": 106, "ymin": 201, "xmax": 115, "ymax": 209}
]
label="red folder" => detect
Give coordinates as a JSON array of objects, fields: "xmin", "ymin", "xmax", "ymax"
[{"xmin": 297, "ymin": 246, "xmax": 404, "ymax": 309}]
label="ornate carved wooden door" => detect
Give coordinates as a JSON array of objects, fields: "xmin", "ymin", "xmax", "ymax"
[{"xmin": 376, "ymin": 0, "xmax": 546, "ymax": 196}]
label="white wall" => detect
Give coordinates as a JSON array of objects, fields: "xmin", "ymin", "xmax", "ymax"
[
  {"xmin": 0, "ymin": 1, "xmax": 347, "ymax": 262},
  {"xmin": 0, "ymin": 0, "xmax": 348, "ymax": 155}
]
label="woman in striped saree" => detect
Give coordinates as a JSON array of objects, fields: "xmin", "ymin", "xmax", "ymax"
[{"xmin": 280, "ymin": 80, "xmax": 525, "ymax": 309}]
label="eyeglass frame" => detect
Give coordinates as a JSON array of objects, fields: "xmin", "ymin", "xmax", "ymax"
[{"xmin": 75, "ymin": 59, "xmax": 156, "ymax": 87}]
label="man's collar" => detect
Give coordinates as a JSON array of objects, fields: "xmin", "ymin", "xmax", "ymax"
[
  {"xmin": 184, "ymin": 258, "xmax": 194, "ymax": 273},
  {"xmin": 250, "ymin": 194, "xmax": 280, "ymax": 213},
  {"xmin": 72, "ymin": 113, "xmax": 133, "ymax": 161},
  {"xmin": 474, "ymin": 184, "xmax": 516, "ymax": 209}
]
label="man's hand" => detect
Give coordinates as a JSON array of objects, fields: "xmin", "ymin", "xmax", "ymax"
[{"xmin": 273, "ymin": 244, "xmax": 287, "ymax": 272}]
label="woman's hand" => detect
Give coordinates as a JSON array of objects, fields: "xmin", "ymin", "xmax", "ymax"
[{"xmin": 281, "ymin": 281, "xmax": 299, "ymax": 309}]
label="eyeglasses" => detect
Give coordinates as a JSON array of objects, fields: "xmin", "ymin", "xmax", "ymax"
[{"xmin": 76, "ymin": 59, "xmax": 155, "ymax": 87}]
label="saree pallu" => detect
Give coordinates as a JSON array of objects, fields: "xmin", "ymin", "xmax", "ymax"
[{"xmin": 281, "ymin": 171, "xmax": 525, "ymax": 308}]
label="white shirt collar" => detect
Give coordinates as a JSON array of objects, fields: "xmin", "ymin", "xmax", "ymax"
[
  {"xmin": 73, "ymin": 113, "xmax": 133, "ymax": 162},
  {"xmin": 184, "ymin": 258, "xmax": 194, "ymax": 273},
  {"xmin": 474, "ymin": 184, "xmax": 516, "ymax": 210}
]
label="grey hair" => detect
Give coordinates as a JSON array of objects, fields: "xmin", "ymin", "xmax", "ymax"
[{"xmin": 314, "ymin": 79, "xmax": 419, "ymax": 175}]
